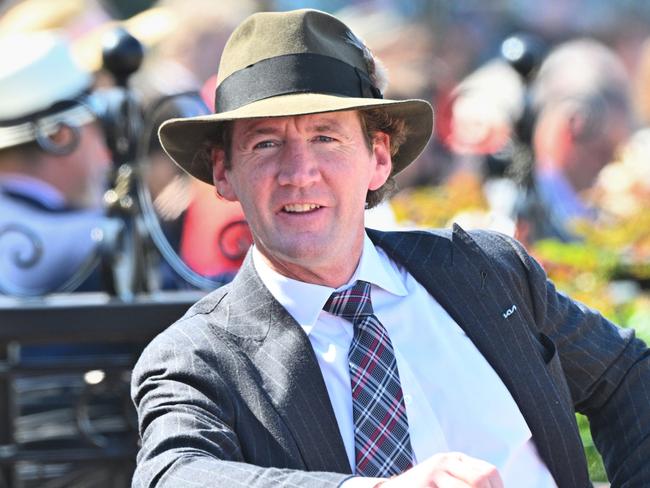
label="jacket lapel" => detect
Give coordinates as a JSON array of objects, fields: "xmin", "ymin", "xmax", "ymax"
[
  {"xmin": 223, "ymin": 254, "xmax": 351, "ymax": 474},
  {"xmin": 368, "ymin": 227, "xmax": 588, "ymax": 487}
]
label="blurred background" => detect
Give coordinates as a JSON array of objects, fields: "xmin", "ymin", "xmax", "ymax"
[{"xmin": 1, "ymin": 0, "xmax": 650, "ymax": 485}]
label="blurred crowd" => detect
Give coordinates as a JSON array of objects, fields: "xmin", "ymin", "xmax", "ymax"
[
  {"xmin": 1, "ymin": 0, "xmax": 650, "ymax": 297},
  {"xmin": 2, "ymin": 1, "xmax": 650, "ymax": 485}
]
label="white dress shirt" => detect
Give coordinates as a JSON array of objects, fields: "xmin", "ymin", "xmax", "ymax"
[{"xmin": 252, "ymin": 233, "xmax": 557, "ymax": 487}]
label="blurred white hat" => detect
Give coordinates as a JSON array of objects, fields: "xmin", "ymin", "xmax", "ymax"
[{"xmin": 0, "ymin": 31, "xmax": 94, "ymax": 150}]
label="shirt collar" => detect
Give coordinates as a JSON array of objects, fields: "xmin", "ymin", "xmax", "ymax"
[
  {"xmin": 0, "ymin": 173, "xmax": 66, "ymax": 209},
  {"xmin": 252, "ymin": 232, "xmax": 407, "ymax": 334}
]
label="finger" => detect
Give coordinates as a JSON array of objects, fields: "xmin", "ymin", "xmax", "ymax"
[
  {"xmin": 443, "ymin": 454, "xmax": 503, "ymax": 488},
  {"xmin": 431, "ymin": 470, "xmax": 473, "ymax": 488}
]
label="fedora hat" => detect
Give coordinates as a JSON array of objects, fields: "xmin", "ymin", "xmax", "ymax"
[
  {"xmin": 159, "ymin": 8, "xmax": 433, "ymax": 185},
  {"xmin": 0, "ymin": 31, "xmax": 94, "ymax": 150}
]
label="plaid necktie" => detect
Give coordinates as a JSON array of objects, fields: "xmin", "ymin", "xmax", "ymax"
[{"xmin": 324, "ymin": 280, "xmax": 414, "ymax": 477}]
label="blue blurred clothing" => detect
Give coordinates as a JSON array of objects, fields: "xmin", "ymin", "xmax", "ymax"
[
  {"xmin": 535, "ymin": 166, "xmax": 597, "ymax": 224},
  {"xmin": 0, "ymin": 175, "xmax": 145, "ymax": 361},
  {"xmin": 528, "ymin": 164, "xmax": 598, "ymax": 242},
  {"xmin": 0, "ymin": 174, "xmax": 106, "ymax": 295}
]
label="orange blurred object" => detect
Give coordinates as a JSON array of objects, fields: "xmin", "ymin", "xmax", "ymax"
[
  {"xmin": 177, "ymin": 75, "xmax": 252, "ymax": 278},
  {"xmin": 179, "ymin": 180, "xmax": 252, "ymax": 277}
]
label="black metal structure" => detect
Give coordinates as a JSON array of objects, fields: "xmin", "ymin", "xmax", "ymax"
[{"xmin": 0, "ymin": 291, "xmax": 202, "ymax": 487}]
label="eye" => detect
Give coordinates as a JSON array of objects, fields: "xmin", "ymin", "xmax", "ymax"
[
  {"xmin": 253, "ymin": 140, "xmax": 279, "ymax": 149},
  {"xmin": 313, "ymin": 135, "xmax": 335, "ymax": 143}
]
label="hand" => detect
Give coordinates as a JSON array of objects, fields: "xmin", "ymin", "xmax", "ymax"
[{"xmin": 375, "ymin": 452, "xmax": 503, "ymax": 488}]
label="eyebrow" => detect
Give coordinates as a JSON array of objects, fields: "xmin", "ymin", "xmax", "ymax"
[
  {"xmin": 239, "ymin": 126, "xmax": 281, "ymax": 141},
  {"xmin": 309, "ymin": 118, "xmax": 346, "ymax": 133},
  {"xmin": 239, "ymin": 116, "xmax": 348, "ymax": 140}
]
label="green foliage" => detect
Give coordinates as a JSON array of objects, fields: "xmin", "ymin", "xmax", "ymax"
[{"xmin": 577, "ymin": 414, "xmax": 607, "ymax": 481}]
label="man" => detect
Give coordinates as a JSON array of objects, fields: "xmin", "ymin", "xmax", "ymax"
[
  {"xmin": 132, "ymin": 9, "xmax": 650, "ymax": 487},
  {"xmin": 0, "ymin": 31, "xmax": 111, "ymax": 295},
  {"xmin": 528, "ymin": 38, "xmax": 634, "ymax": 241}
]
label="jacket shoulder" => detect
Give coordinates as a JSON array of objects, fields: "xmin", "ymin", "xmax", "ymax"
[
  {"xmin": 137, "ymin": 285, "xmax": 232, "ymax": 358},
  {"xmin": 368, "ymin": 226, "xmax": 528, "ymax": 264}
]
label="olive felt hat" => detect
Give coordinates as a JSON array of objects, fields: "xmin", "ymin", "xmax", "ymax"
[{"xmin": 158, "ymin": 8, "xmax": 434, "ymax": 185}]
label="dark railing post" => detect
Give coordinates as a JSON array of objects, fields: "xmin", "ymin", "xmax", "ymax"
[
  {"xmin": 0, "ymin": 341, "xmax": 13, "ymax": 487},
  {"xmin": 0, "ymin": 347, "xmax": 7, "ymax": 488}
]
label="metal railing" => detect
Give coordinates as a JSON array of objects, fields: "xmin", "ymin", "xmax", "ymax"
[{"xmin": 0, "ymin": 291, "xmax": 202, "ymax": 487}]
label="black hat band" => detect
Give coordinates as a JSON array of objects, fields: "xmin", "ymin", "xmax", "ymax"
[{"xmin": 215, "ymin": 52, "xmax": 383, "ymax": 113}]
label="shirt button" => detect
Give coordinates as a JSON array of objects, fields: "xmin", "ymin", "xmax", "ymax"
[{"xmin": 404, "ymin": 394, "xmax": 412, "ymax": 406}]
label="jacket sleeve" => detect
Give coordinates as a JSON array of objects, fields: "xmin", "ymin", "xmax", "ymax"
[
  {"xmin": 493, "ymin": 232, "xmax": 650, "ymax": 487},
  {"xmin": 130, "ymin": 322, "xmax": 350, "ymax": 488}
]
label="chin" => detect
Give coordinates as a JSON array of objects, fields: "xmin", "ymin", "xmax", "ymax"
[
  {"xmin": 268, "ymin": 241, "xmax": 330, "ymax": 264},
  {"xmin": 279, "ymin": 246, "xmax": 325, "ymax": 262}
]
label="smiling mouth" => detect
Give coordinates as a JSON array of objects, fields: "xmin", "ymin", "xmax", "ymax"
[{"xmin": 282, "ymin": 203, "xmax": 321, "ymax": 213}]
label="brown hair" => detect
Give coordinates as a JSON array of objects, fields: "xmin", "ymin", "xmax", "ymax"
[{"xmin": 359, "ymin": 108, "xmax": 407, "ymax": 208}]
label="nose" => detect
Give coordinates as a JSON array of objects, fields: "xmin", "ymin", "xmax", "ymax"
[
  {"xmin": 276, "ymin": 139, "xmax": 320, "ymax": 187},
  {"xmin": 86, "ymin": 122, "xmax": 112, "ymax": 168},
  {"xmin": 96, "ymin": 139, "xmax": 112, "ymax": 168}
]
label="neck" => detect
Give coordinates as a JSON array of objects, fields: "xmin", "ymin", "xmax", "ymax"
[
  {"xmin": 258, "ymin": 252, "xmax": 361, "ymax": 288},
  {"xmin": 254, "ymin": 232, "xmax": 365, "ymax": 288}
]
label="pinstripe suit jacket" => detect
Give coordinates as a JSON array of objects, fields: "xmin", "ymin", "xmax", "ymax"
[{"xmin": 131, "ymin": 226, "xmax": 650, "ymax": 487}]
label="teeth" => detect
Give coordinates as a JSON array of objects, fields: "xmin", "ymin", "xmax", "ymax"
[{"xmin": 283, "ymin": 203, "xmax": 320, "ymax": 213}]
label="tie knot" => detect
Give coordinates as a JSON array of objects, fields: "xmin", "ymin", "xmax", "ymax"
[{"xmin": 323, "ymin": 280, "xmax": 374, "ymax": 322}]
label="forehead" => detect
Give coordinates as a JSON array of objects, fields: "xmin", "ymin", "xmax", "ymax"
[{"xmin": 231, "ymin": 110, "xmax": 363, "ymax": 137}]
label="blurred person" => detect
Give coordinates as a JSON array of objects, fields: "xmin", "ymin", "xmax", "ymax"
[
  {"xmin": 528, "ymin": 38, "xmax": 635, "ymax": 241},
  {"xmin": 141, "ymin": 89, "xmax": 253, "ymax": 288},
  {"xmin": 132, "ymin": 9, "xmax": 650, "ymax": 488},
  {"xmin": 435, "ymin": 59, "xmax": 527, "ymax": 236},
  {"xmin": 444, "ymin": 38, "xmax": 636, "ymax": 244},
  {"xmin": 0, "ymin": 31, "xmax": 111, "ymax": 295}
]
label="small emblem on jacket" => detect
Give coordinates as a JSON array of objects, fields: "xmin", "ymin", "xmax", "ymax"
[{"xmin": 502, "ymin": 305, "xmax": 517, "ymax": 319}]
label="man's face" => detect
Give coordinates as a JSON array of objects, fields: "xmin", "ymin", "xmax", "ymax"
[
  {"xmin": 567, "ymin": 105, "xmax": 631, "ymax": 192},
  {"xmin": 212, "ymin": 110, "xmax": 392, "ymax": 286},
  {"xmin": 68, "ymin": 121, "xmax": 111, "ymax": 208}
]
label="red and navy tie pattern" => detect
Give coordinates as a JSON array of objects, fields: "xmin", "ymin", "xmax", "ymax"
[{"xmin": 324, "ymin": 280, "xmax": 414, "ymax": 477}]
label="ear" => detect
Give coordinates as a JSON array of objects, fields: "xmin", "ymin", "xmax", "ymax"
[
  {"xmin": 368, "ymin": 131, "xmax": 392, "ymax": 190},
  {"xmin": 533, "ymin": 107, "xmax": 573, "ymax": 170},
  {"xmin": 37, "ymin": 123, "xmax": 80, "ymax": 157},
  {"xmin": 211, "ymin": 148, "xmax": 238, "ymax": 201},
  {"xmin": 50, "ymin": 124, "xmax": 77, "ymax": 146}
]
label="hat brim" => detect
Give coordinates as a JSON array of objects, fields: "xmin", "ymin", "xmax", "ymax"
[{"xmin": 158, "ymin": 92, "xmax": 433, "ymax": 185}]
